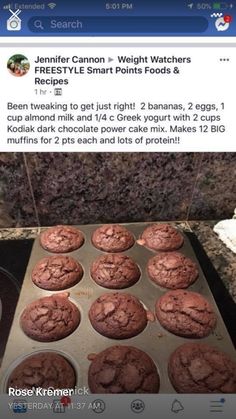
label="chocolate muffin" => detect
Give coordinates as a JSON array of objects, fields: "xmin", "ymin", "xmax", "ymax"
[
  {"xmin": 147, "ymin": 252, "xmax": 198, "ymax": 289},
  {"xmin": 32, "ymin": 255, "xmax": 83, "ymax": 291},
  {"xmin": 90, "ymin": 254, "xmax": 140, "ymax": 289},
  {"xmin": 88, "ymin": 345, "xmax": 159, "ymax": 393},
  {"xmin": 7, "ymin": 352, "xmax": 76, "ymax": 390},
  {"xmin": 138, "ymin": 223, "xmax": 184, "ymax": 251},
  {"xmin": 89, "ymin": 293, "xmax": 147, "ymax": 339},
  {"xmin": 91, "ymin": 224, "xmax": 134, "ymax": 252},
  {"xmin": 168, "ymin": 343, "xmax": 236, "ymax": 393},
  {"xmin": 155, "ymin": 290, "xmax": 216, "ymax": 338},
  {"xmin": 40, "ymin": 225, "xmax": 84, "ymax": 253},
  {"xmin": 20, "ymin": 293, "xmax": 80, "ymax": 342}
]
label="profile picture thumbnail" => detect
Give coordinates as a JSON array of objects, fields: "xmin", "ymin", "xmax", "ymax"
[{"xmin": 7, "ymin": 54, "xmax": 30, "ymax": 77}]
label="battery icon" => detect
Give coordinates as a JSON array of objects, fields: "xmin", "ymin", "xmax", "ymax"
[
  {"xmin": 213, "ymin": 2, "xmax": 221, "ymax": 8},
  {"xmin": 213, "ymin": 2, "xmax": 228, "ymax": 8}
]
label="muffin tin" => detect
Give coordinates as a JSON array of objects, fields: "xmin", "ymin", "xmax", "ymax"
[{"xmin": 1, "ymin": 222, "xmax": 236, "ymax": 393}]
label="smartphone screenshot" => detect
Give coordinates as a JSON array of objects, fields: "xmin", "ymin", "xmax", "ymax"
[{"xmin": 0, "ymin": 1, "xmax": 235, "ymax": 418}]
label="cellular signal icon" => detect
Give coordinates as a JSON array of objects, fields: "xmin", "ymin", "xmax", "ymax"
[
  {"xmin": 3, "ymin": 3, "xmax": 11, "ymax": 9},
  {"xmin": 48, "ymin": 2, "xmax": 56, "ymax": 9}
]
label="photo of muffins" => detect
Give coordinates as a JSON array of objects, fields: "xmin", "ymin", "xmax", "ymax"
[
  {"xmin": 90, "ymin": 253, "xmax": 140, "ymax": 289},
  {"xmin": 7, "ymin": 352, "xmax": 76, "ymax": 390},
  {"xmin": 147, "ymin": 251, "xmax": 198, "ymax": 289},
  {"xmin": 20, "ymin": 293, "xmax": 80, "ymax": 342},
  {"xmin": 40, "ymin": 225, "xmax": 84, "ymax": 253},
  {"xmin": 155, "ymin": 290, "xmax": 217, "ymax": 338},
  {"xmin": 168, "ymin": 343, "xmax": 236, "ymax": 393},
  {"xmin": 138, "ymin": 223, "xmax": 184, "ymax": 251},
  {"xmin": 91, "ymin": 224, "xmax": 134, "ymax": 252},
  {"xmin": 2, "ymin": 220, "xmax": 235, "ymax": 396},
  {"xmin": 89, "ymin": 292, "xmax": 147, "ymax": 339},
  {"xmin": 88, "ymin": 345, "xmax": 160, "ymax": 393},
  {"xmin": 32, "ymin": 255, "xmax": 83, "ymax": 290}
]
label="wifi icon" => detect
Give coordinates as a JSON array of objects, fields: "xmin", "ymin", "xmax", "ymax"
[{"xmin": 48, "ymin": 2, "xmax": 56, "ymax": 9}]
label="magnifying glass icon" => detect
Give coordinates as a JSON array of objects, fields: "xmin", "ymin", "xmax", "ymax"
[{"xmin": 34, "ymin": 20, "xmax": 44, "ymax": 30}]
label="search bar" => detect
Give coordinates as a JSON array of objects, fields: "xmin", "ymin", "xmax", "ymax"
[{"xmin": 28, "ymin": 16, "xmax": 208, "ymax": 34}]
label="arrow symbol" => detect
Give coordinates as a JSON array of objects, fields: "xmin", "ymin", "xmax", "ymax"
[{"xmin": 108, "ymin": 57, "xmax": 114, "ymax": 62}]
